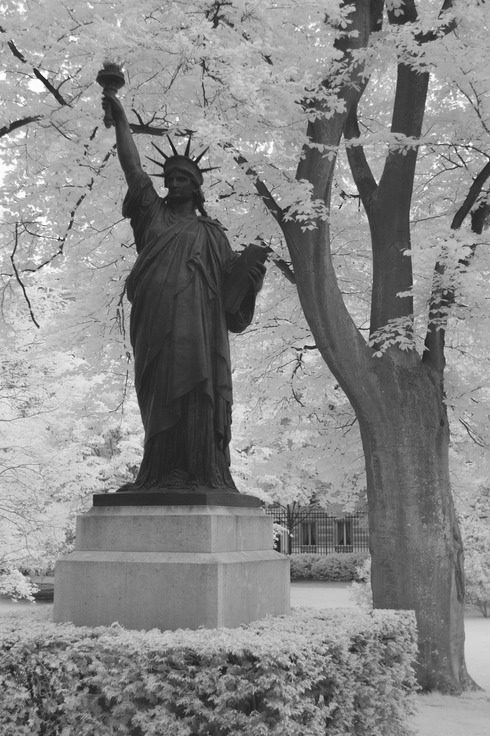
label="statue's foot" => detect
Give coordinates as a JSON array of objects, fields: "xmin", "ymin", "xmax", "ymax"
[
  {"xmin": 116, "ymin": 482, "xmax": 137, "ymax": 493},
  {"xmin": 116, "ymin": 469, "xmax": 238, "ymax": 494},
  {"xmin": 116, "ymin": 483, "xmax": 239, "ymax": 495}
]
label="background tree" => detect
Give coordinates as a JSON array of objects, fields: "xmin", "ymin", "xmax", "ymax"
[
  {"xmin": 2, "ymin": 0, "xmax": 490, "ymax": 692},
  {"xmin": 274, "ymin": 1, "xmax": 490, "ymax": 692}
]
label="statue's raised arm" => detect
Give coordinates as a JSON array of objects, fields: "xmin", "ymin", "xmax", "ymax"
[{"xmin": 102, "ymin": 91, "xmax": 144, "ymax": 189}]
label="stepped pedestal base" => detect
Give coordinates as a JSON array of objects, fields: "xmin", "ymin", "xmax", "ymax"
[{"xmin": 54, "ymin": 500, "xmax": 290, "ymax": 631}]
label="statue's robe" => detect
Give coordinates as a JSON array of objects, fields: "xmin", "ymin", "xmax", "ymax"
[{"xmin": 122, "ymin": 172, "xmax": 255, "ymax": 491}]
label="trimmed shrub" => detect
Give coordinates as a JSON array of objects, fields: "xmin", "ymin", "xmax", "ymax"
[
  {"xmin": 0, "ymin": 570, "xmax": 38, "ymax": 601},
  {"xmin": 288, "ymin": 553, "xmax": 322, "ymax": 579},
  {"xmin": 351, "ymin": 557, "xmax": 374, "ymax": 609},
  {"xmin": 290, "ymin": 552, "xmax": 370, "ymax": 581},
  {"xmin": 461, "ymin": 517, "xmax": 490, "ymax": 617},
  {"xmin": 0, "ymin": 609, "xmax": 417, "ymax": 736},
  {"xmin": 465, "ymin": 553, "xmax": 490, "ymax": 617}
]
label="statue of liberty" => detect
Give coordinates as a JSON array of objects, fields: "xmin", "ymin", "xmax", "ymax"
[{"xmin": 103, "ymin": 91, "xmax": 265, "ymax": 494}]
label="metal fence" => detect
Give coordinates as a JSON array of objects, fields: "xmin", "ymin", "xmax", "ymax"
[{"xmin": 265, "ymin": 505, "xmax": 369, "ymax": 555}]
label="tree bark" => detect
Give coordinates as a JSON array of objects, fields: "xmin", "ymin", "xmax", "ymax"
[{"xmin": 354, "ymin": 352, "xmax": 473, "ymax": 691}]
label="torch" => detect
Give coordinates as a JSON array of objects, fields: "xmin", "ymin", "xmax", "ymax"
[{"xmin": 96, "ymin": 61, "xmax": 125, "ymax": 128}]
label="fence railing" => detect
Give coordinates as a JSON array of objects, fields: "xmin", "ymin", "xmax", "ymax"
[{"xmin": 265, "ymin": 506, "xmax": 369, "ymax": 555}]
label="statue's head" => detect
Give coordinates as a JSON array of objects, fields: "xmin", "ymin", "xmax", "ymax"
[
  {"xmin": 162, "ymin": 155, "xmax": 204, "ymax": 187},
  {"xmin": 147, "ymin": 137, "xmax": 216, "ymax": 215}
]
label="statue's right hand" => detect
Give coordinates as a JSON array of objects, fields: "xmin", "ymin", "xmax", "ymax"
[{"xmin": 102, "ymin": 91, "xmax": 125, "ymax": 119}]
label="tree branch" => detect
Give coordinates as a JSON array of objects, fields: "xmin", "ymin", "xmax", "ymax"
[
  {"xmin": 218, "ymin": 142, "xmax": 304, "ymax": 282},
  {"xmin": 0, "ymin": 26, "xmax": 27, "ymax": 63},
  {"xmin": 32, "ymin": 68, "xmax": 69, "ymax": 107},
  {"xmin": 10, "ymin": 224, "xmax": 40, "ymax": 328},
  {"xmin": 423, "ymin": 160, "xmax": 490, "ymax": 371},
  {"xmin": 129, "ymin": 122, "xmax": 169, "ymax": 137},
  {"xmin": 220, "ymin": 142, "xmax": 285, "ymax": 226},
  {"xmin": 271, "ymin": 256, "xmax": 296, "ymax": 285},
  {"xmin": 367, "ymin": 0, "xmax": 458, "ymax": 342},
  {"xmin": 0, "ymin": 116, "xmax": 42, "ymax": 139},
  {"xmin": 459, "ymin": 417, "xmax": 485, "ymax": 448},
  {"xmin": 417, "ymin": 0, "xmax": 457, "ymax": 43},
  {"xmin": 470, "ymin": 202, "xmax": 490, "ymax": 237},
  {"xmin": 380, "ymin": 71, "xmax": 429, "ymax": 196},
  {"xmin": 451, "ymin": 160, "xmax": 490, "ymax": 230},
  {"xmin": 1, "ymin": 26, "xmax": 69, "ymax": 106},
  {"xmin": 387, "ymin": 0, "xmax": 418, "ymax": 25},
  {"xmin": 344, "ymin": 103, "xmax": 378, "ymax": 213},
  {"xmin": 22, "ymin": 145, "xmax": 116, "ymax": 274}
]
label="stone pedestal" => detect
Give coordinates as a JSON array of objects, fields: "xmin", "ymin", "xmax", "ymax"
[{"xmin": 54, "ymin": 500, "xmax": 290, "ymax": 631}]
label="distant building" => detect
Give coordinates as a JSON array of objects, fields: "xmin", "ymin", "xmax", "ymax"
[{"xmin": 266, "ymin": 502, "xmax": 369, "ymax": 555}]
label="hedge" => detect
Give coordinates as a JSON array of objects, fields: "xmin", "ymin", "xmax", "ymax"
[
  {"xmin": 0, "ymin": 608, "xmax": 417, "ymax": 736},
  {"xmin": 289, "ymin": 552, "xmax": 370, "ymax": 581}
]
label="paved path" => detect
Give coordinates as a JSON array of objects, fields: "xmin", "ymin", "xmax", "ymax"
[
  {"xmin": 290, "ymin": 580, "xmax": 355, "ymax": 608},
  {"xmin": 1, "ymin": 581, "xmax": 353, "ymax": 617}
]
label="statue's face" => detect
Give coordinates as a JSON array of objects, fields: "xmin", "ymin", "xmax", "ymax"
[{"xmin": 164, "ymin": 170, "xmax": 198, "ymax": 204}]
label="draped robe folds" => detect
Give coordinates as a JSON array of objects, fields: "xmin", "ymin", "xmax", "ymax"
[{"xmin": 121, "ymin": 173, "xmax": 255, "ymax": 491}]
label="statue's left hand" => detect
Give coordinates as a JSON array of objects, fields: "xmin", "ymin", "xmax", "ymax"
[{"xmin": 248, "ymin": 262, "xmax": 266, "ymax": 295}]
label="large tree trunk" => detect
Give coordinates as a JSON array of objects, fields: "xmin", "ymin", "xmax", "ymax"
[
  {"xmin": 355, "ymin": 352, "xmax": 473, "ymax": 691},
  {"xmin": 274, "ymin": 0, "xmax": 476, "ymax": 692}
]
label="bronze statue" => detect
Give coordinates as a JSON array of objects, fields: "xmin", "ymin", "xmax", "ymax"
[{"xmin": 102, "ymin": 88, "xmax": 265, "ymax": 493}]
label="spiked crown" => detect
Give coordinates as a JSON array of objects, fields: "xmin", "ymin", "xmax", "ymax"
[{"xmin": 147, "ymin": 134, "xmax": 218, "ymax": 185}]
